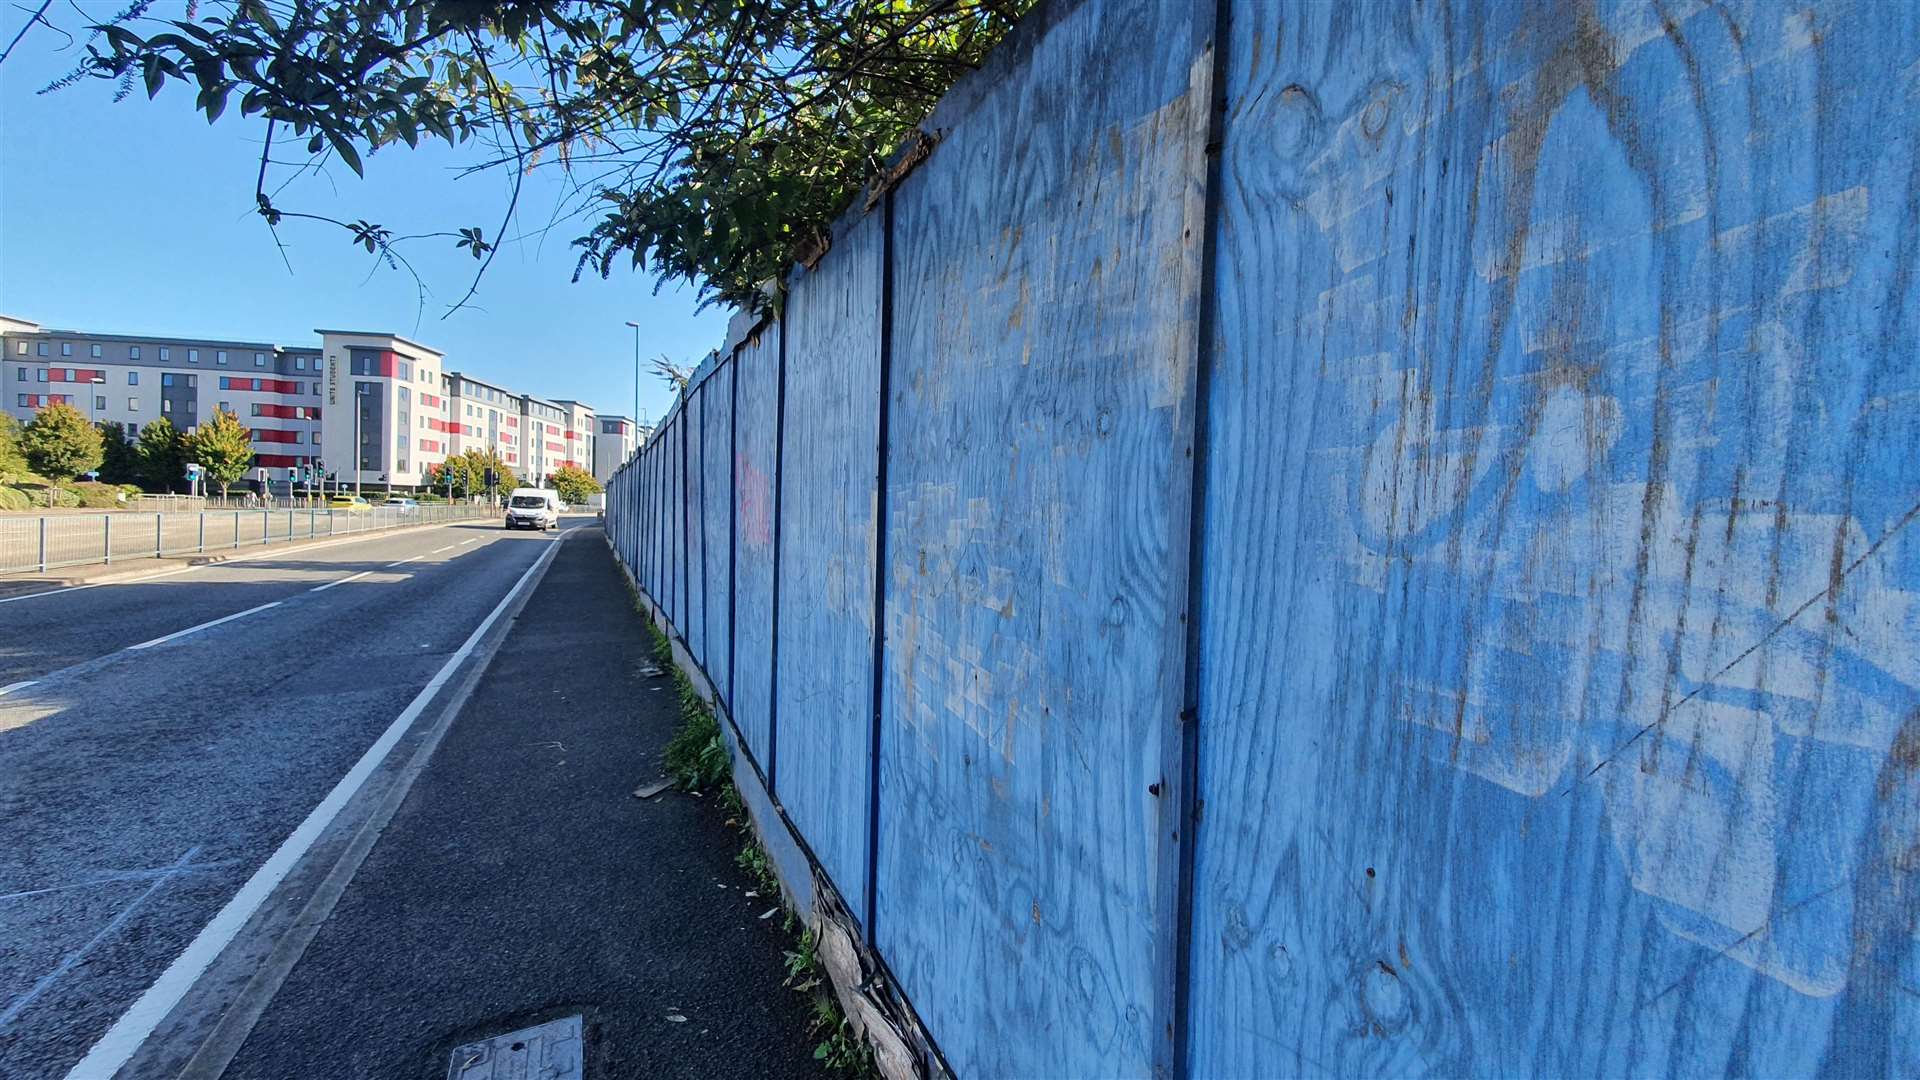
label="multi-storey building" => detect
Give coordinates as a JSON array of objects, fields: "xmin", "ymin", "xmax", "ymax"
[
  {"xmin": 443, "ymin": 372, "xmax": 522, "ymax": 474},
  {"xmin": 315, "ymin": 330, "xmax": 448, "ymax": 491},
  {"xmin": 552, "ymin": 400, "xmax": 596, "ymax": 475},
  {"xmin": 520, "ymin": 396, "xmax": 569, "ymax": 484},
  {"xmin": 3, "ymin": 318, "xmax": 323, "ymax": 479},
  {"xmin": 5, "ymin": 314, "xmax": 620, "ymax": 493},
  {"xmin": 592, "ymin": 414, "xmax": 640, "ymax": 483}
]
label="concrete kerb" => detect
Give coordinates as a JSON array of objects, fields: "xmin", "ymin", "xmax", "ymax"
[{"xmin": 0, "ymin": 515, "xmax": 494, "ymax": 593}]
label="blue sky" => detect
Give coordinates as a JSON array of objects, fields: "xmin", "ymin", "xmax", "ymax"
[{"xmin": 0, "ymin": 8, "xmax": 726, "ymax": 427}]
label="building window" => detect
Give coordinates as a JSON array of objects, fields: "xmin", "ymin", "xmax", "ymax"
[
  {"xmin": 14, "ymin": 367, "xmax": 23, "ymax": 381},
  {"xmin": 128, "ymin": 371, "xmax": 138, "ymax": 385},
  {"xmin": 12, "ymin": 342, "xmax": 23, "ymax": 355},
  {"xmin": 61, "ymin": 342, "xmax": 72, "ymax": 356},
  {"xmin": 254, "ymin": 353, "xmax": 265, "ymax": 366},
  {"xmin": 128, "ymin": 398, "xmax": 140, "ymax": 411},
  {"xmin": 36, "ymin": 343, "xmax": 47, "ymax": 356},
  {"xmin": 14, "ymin": 394, "xmax": 24, "ymax": 407},
  {"xmin": 130, "ymin": 346, "xmax": 141, "ymax": 360},
  {"xmin": 95, "ymin": 395, "xmax": 106, "ymax": 410},
  {"xmin": 35, "ymin": 368, "xmax": 47, "ymax": 382},
  {"xmin": 162, "ymin": 373, "xmax": 175, "ymax": 387},
  {"xmin": 162, "ymin": 399, "xmax": 172, "ymax": 413},
  {"xmin": 250, "ymin": 403, "xmax": 263, "ymax": 416},
  {"xmin": 188, "ymin": 349, "xmax": 199, "ymax": 364},
  {"xmin": 217, "ymin": 351, "xmax": 228, "ymax": 365},
  {"xmin": 296, "ymin": 357, "xmax": 307, "ymax": 370},
  {"xmin": 159, "ymin": 347, "xmax": 170, "ymax": 361},
  {"xmin": 90, "ymin": 344, "xmax": 102, "ymax": 358},
  {"xmin": 312, "ymin": 382, "xmax": 321, "ymax": 395},
  {"xmin": 219, "ymin": 401, "xmax": 230, "ymax": 413},
  {"xmin": 187, "ymin": 374, "xmax": 197, "ymax": 387},
  {"xmin": 129, "ymin": 424, "xmax": 139, "ymax": 436}
]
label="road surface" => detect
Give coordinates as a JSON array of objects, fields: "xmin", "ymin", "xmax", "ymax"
[{"xmin": 0, "ymin": 520, "xmax": 819, "ymax": 1079}]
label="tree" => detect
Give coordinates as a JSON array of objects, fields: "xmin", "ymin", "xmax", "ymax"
[
  {"xmin": 189, "ymin": 408, "xmax": 255, "ymax": 499},
  {"xmin": 136, "ymin": 416, "xmax": 188, "ymax": 493},
  {"xmin": 547, "ymin": 464, "xmax": 602, "ymax": 506},
  {"xmin": 47, "ymin": 1, "xmax": 1032, "ymax": 314},
  {"xmin": 0, "ymin": 414, "xmax": 30, "ymax": 486},
  {"xmin": 427, "ymin": 447, "xmax": 519, "ymax": 497},
  {"xmin": 96, "ymin": 422, "xmax": 141, "ymax": 485},
  {"xmin": 20, "ymin": 403, "xmax": 104, "ymax": 505}
]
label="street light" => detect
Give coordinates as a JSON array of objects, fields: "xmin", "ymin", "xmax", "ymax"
[
  {"xmin": 87, "ymin": 373, "xmax": 106, "ymax": 423},
  {"xmin": 624, "ymin": 320, "xmax": 641, "ymax": 438}
]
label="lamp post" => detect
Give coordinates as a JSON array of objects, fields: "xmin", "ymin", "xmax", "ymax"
[
  {"xmin": 624, "ymin": 320, "xmax": 641, "ymax": 438},
  {"xmin": 87, "ymin": 373, "xmax": 106, "ymax": 422}
]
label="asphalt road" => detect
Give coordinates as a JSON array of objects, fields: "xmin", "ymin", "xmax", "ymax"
[{"xmin": 0, "ymin": 521, "xmax": 820, "ymax": 1079}]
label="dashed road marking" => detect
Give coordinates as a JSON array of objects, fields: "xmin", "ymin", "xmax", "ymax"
[{"xmin": 126, "ymin": 603, "xmax": 282, "ymax": 651}]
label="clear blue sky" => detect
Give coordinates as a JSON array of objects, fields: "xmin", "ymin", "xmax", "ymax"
[{"xmin": 0, "ymin": 7, "xmax": 726, "ymax": 428}]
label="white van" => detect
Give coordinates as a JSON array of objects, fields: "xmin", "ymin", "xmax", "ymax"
[{"xmin": 504, "ymin": 487, "xmax": 561, "ymax": 531}]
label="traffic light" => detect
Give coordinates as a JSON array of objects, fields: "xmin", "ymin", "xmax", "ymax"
[{"xmin": 287, "ymin": 467, "xmax": 299, "ymax": 482}]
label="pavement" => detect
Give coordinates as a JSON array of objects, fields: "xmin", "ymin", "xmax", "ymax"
[{"xmin": 0, "ymin": 521, "xmax": 822, "ymax": 1079}]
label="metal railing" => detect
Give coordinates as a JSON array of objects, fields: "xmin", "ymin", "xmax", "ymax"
[{"xmin": 0, "ymin": 504, "xmax": 494, "ymax": 575}]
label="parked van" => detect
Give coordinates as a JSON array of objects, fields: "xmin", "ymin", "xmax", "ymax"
[{"xmin": 504, "ymin": 488, "xmax": 561, "ymax": 531}]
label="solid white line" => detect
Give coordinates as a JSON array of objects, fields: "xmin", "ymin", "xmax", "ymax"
[
  {"xmin": 125, "ymin": 603, "xmax": 282, "ymax": 651},
  {"xmin": 386, "ymin": 555, "xmax": 425, "ymax": 568},
  {"xmin": 65, "ymin": 538, "xmax": 563, "ymax": 1080},
  {"xmin": 0, "ymin": 680, "xmax": 39, "ymax": 698},
  {"xmin": 308, "ymin": 571, "xmax": 375, "ymax": 593},
  {"xmin": 0, "ymin": 518, "xmax": 481, "ymax": 606}
]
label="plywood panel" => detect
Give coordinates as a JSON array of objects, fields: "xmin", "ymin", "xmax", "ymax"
[
  {"xmin": 775, "ymin": 209, "xmax": 885, "ymax": 912},
  {"xmin": 1190, "ymin": 2, "xmax": 1920, "ymax": 1076},
  {"xmin": 703, "ymin": 361, "xmax": 736, "ymax": 710},
  {"xmin": 874, "ymin": 0, "xmax": 1210, "ymax": 1074},
  {"xmin": 684, "ymin": 384, "xmax": 708, "ymax": 665},
  {"xmin": 733, "ymin": 324, "xmax": 784, "ymax": 768}
]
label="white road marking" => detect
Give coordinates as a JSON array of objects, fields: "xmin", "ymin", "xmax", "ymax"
[
  {"xmin": 459, "ymin": 538, "xmax": 480, "ymax": 547},
  {"xmin": 387, "ymin": 555, "xmax": 425, "ymax": 568},
  {"xmin": 308, "ymin": 571, "xmax": 375, "ymax": 593},
  {"xmin": 0, "ymin": 519, "xmax": 476, "ymax": 606},
  {"xmin": 0, "ymin": 680, "xmax": 39, "ymax": 698},
  {"xmin": 126, "ymin": 603, "xmax": 282, "ymax": 651},
  {"xmin": 430, "ymin": 545, "xmax": 457, "ymax": 554},
  {"xmin": 66, "ymin": 539, "xmax": 564, "ymax": 1080},
  {"xmin": 0, "ymin": 847, "xmax": 201, "ymax": 1031}
]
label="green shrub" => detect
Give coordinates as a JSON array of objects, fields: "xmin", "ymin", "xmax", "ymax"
[
  {"xmin": 663, "ymin": 703, "xmax": 729, "ymax": 792},
  {"xmin": 0, "ymin": 486, "xmax": 31, "ymax": 511}
]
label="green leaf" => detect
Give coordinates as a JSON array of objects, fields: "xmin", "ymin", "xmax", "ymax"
[{"xmin": 329, "ymin": 132, "xmax": 364, "ymax": 177}]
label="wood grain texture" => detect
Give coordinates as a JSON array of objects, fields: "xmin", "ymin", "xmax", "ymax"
[
  {"xmin": 703, "ymin": 361, "xmax": 736, "ymax": 710},
  {"xmin": 733, "ymin": 325, "xmax": 784, "ymax": 768},
  {"xmin": 1191, "ymin": 1, "xmax": 1920, "ymax": 1076},
  {"xmin": 684, "ymin": 382, "xmax": 708, "ymax": 666},
  {"xmin": 874, "ymin": 0, "xmax": 1208, "ymax": 1074},
  {"xmin": 775, "ymin": 209, "xmax": 886, "ymax": 913}
]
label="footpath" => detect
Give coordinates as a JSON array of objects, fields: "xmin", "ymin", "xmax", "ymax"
[{"xmin": 207, "ymin": 527, "xmax": 823, "ymax": 1078}]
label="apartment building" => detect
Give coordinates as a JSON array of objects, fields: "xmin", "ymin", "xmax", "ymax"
[
  {"xmin": 2, "ymin": 318, "xmax": 323, "ymax": 474},
  {"xmin": 5, "ymin": 314, "xmax": 618, "ymax": 491},
  {"xmin": 553, "ymin": 400, "xmax": 596, "ymax": 474},
  {"xmin": 592, "ymin": 414, "xmax": 639, "ymax": 483},
  {"xmin": 315, "ymin": 330, "xmax": 448, "ymax": 490}
]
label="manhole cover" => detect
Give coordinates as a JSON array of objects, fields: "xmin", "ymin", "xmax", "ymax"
[{"xmin": 447, "ymin": 1015, "xmax": 583, "ymax": 1079}]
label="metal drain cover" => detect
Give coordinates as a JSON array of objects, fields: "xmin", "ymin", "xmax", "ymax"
[{"xmin": 447, "ymin": 1015, "xmax": 583, "ymax": 1079}]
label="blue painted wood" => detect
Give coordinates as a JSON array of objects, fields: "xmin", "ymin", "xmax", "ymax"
[
  {"xmin": 669, "ymin": 413, "xmax": 685, "ymax": 628},
  {"xmin": 703, "ymin": 360, "xmax": 736, "ymax": 711},
  {"xmin": 775, "ymin": 208, "xmax": 885, "ymax": 913},
  {"xmin": 1190, "ymin": 2, "xmax": 1920, "ymax": 1076},
  {"xmin": 732, "ymin": 324, "xmax": 783, "ymax": 768},
  {"xmin": 875, "ymin": 0, "xmax": 1209, "ymax": 1074},
  {"xmin": 685, "ymin": 383, "xmax": 708, "ymax": 666}
]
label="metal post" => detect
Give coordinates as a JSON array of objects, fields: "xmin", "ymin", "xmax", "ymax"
[
  {"xmin": 104, "ymin": 514, "xmax": 111, "ymax": 565},
  {"xmin": 262, "ymin": 509, "xmax": 269, "ymax": 545},
  {"xmin": 233, "ymin": 511, "xmax": 240, "ymax": 550},
  {"xmin": 198, "ymin": 511, "xmax": 206, "ymax": 553},
  {"xmin": 38, "ymin": 515, "xmax": 47, "ymax": 572},
  {"xmin": 155, "ymin": 512, "xmax": 163, "ymax": 558}
]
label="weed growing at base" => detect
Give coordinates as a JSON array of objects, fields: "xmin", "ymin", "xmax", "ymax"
[{"xmin": 627, "ymin": 583, "xmax": 877, "ymax": 1078}]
